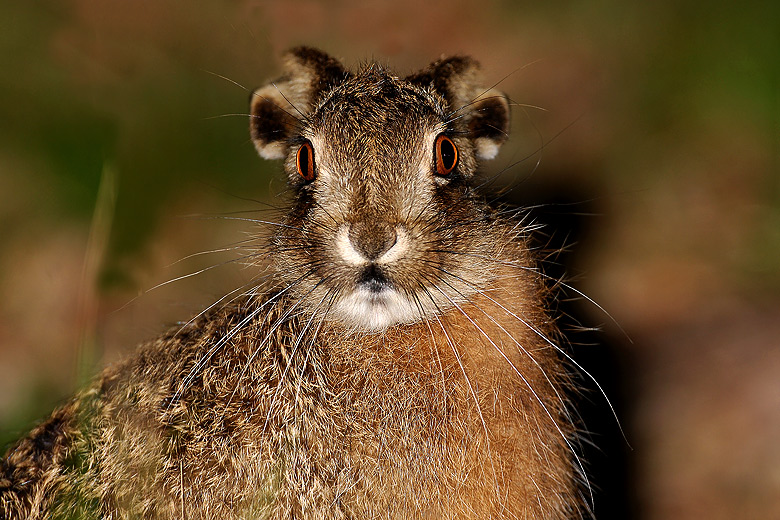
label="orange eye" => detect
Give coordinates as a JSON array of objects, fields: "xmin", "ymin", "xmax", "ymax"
[
  {"xmin": 296, "ymin": 142, "xmax": 316, "ymax": 182},
  {"xmin": 435, "ymin": 135, "xmax": 458, "ymax": 176}
]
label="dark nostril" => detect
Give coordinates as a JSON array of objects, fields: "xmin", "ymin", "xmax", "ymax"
[{"xmin": 348, "ymin": 221, "xmax": 397, "ymax": 260}]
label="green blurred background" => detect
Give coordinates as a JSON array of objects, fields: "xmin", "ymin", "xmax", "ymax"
[{"xmin": 1, "ymin": 1, "xmax": 778, "ymax": 518}]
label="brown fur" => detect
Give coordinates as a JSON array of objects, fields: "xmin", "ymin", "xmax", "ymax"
[{"xmin": 1, "ymin": 48, "xmax": 581, "ymax": 519}]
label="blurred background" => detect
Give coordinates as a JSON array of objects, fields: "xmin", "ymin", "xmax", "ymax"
[{"xmin": 0, "ymin": 1, "xmax": 778, "ymax": 518}]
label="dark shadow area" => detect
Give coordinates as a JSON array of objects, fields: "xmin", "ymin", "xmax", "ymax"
[{"xmin": 504, "ymin": 176, "xmax": 637, "ymax": 519}]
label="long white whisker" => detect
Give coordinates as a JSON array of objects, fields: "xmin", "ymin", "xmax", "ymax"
[
  {"xmin": 167, "ymin": 272, "xmax": 313, "ymax": 412},
  {"xmin": 444, "ymin": 58, "xmax": 545, "ymax": 124},
  {"xmin": 178, "ymin": 214, "xmax": 302, "ymax": 231},
  {"xmin": 431, "ymin": 280, "xmax": 591, "ymax": 505},
  {"xmin": 219, "ymin": 288, "xmax": 325, "ymax": 424},
  {"xmin": 113, "ymin": 248, "xmax": 275, "ymax": 315},
  {"xmin": 270, "ymin": 82, "xmax": 308, "ymax": 121},
  {"xmin": 172, "ymin": 279, "xmax": 269, "ymax": 337},
  {"xmin": 433, "ymin": 250, "xmax": 631, "ymax": 342},
  {"xmin": 411, "ymin": 289, "xmax": 452, "ymax": 412},
  {"xmin": 416, "ymin": 284, "xmax": 501, "ymax": 501},
  {"xmin": 164, "ymin": 238, "xmax": 262, "ymax": 267},
  {"xmin": 431, "ymin": 267, "xmax": 579, "ymax": 427},
  {"xmin": 262, "ymin": 284, "xmax": 334, "ymax": 431},
  {"xmin": 446, "ymin": 269, "xmax": 629, "ymax": 447},
  {"xmin": 255, "ymin": 285, "xmax": 336, "ymax": 432},
  {"xmin": 167, "ymin": 299, "xmax": 267, "ymax": 412},
  {"xmin": 248, "ymin": 90, "xmax": 305, "ymax": 126},
  {"xmin": 200, "ymin": 69, "xmax": 250, "ymax": 91},
  {"xmin": 432, "ymin": 269, "xmax": 597, "ymax": 509}
]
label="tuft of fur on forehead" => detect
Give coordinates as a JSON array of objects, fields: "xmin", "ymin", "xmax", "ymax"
[{"xmin": 306, "ymin": 68, "xmax": 443, "ymax": 169}]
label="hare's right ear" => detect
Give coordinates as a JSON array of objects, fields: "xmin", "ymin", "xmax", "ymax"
[{"xmin": 250, "ymin": 47, "xmax": 348, "ymax": 159}]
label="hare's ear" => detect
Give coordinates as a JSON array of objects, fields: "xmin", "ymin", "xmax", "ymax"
[
  {"xmin": 250, "ymin": 47, "xmax": 348, "ymax": 159},
  {"xmin": 407, "ymin": 57, "xmax": 510, "ymax": 160}
]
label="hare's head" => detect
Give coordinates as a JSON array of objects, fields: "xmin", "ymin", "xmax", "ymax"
[{"xmin": 250, "ymin": 47, "xmax": 511, "ymax": 330}]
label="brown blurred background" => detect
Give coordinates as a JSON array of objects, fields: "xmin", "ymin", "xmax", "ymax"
[{"xmin": 0, "ymin": 1, "xmax": 778, "ymax": 518}]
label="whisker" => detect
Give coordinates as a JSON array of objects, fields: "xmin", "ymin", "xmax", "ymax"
[
  {"xmin": 270, "ymin": 82, "xmax": 309, "ymax": 122},
  {"xmin": 203, "ymin": 112, "xmax": 256, "ymax": 121},
  {"xmin": 167, "ymin": 296, "xmax": 266, "ymax": 412},
  {"xmin": 263, "ymin": 286, "xmax": 341, "ymax": 433},
  {"xmin": 176, "ymin": 214, "xmax": 302, "ymax": 231},
  {"xmin": 427, "ymin": 263, "xmax": 579, "ymax": 425},
  {"xmin": 167, "ymin": 269, "xmax": 316, "ymax": 411},
  {"xmin": 164, "ymin": 238, "xmax": 262, "ymax": 267},
  {"xmin": 430, "ymin": 279, "xmax": 591, "ymax": 506},
  {"xmin": 219, "ymin": 279, "xmax": 332, "ymax": 425},
  {"xmin": 412, "ymin": 291, "xmax": 452, "ymax": 413},
  {"xmin": 248, "ymin": 90, "xmax": 305, "ymax": 126},
  {"xmin": 444, "ymin": 59, "xmax": 545, "ymax": 123},
  {"xmin": 114, "ymin": 256, "xmax": 262, "ymax": 314},
  {"xmin": 415, "ymin": 282, "xmax": 502, "ymax": 501},
  {"xmin": 172, "ymin": 279, "xmax": 271, "ymax": 338},
  {"xmin": 432, "ymin": 249, "xmax": 631, "ymax": 342},
  {"xmin": 487, "ymin": 289, "xmax": 629, "ymax": 445},
  {"xmin": 430, "ymin": 267, "xmax": 595, "ymax": 495},
  {"xmin": 200, "ymin": 69, "xmax": 250, "ymax": 92}
]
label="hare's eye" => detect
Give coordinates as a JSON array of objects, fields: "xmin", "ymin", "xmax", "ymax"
[
  {"xmin": 434, "ymin": 135, "xmax": 458, "ymax": 176},
  {"xmin": 296, "ymin": 142, "xmax": 316, "ymax": 182}
]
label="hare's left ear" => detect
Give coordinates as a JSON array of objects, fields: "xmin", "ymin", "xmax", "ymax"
[
  {"xmin": 407, "ymin": 57, "xmax": 510, "ymax": 160},
  {"xmin": 250, "ymin": 47, "xmax": 348, "ymax": 160}
]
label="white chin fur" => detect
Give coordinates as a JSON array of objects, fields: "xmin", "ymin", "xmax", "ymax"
[{"xmin": 332, "ymin": 287, "xmax": 421, "ymax": 331}]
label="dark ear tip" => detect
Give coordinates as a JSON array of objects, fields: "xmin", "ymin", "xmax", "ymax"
[
  {"xmin": 283, "ymin": 46, "xmax": 345, "ymax": 73},
  {"xmin": 405, "ymin": 55, "xmax": 479, "ymax": 82},
  {"xmin": 285, "ymin": 46, "xmax": 333, "ymax": 63},
  {"xmin": 436, "ymin": 55, "xmax": 479, "ymax": 73}
]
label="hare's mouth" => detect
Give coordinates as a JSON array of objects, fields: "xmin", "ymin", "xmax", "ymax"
[{"xmin": 357, "ymin": 264, "xmax": 391, "ymax": 294}]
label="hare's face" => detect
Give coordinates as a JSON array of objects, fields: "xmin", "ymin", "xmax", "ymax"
[{"xmin": 250, "ymin": 49, "xmax": 510, "ymax": 330}]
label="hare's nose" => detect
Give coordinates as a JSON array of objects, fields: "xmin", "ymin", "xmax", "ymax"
[{"xmin": 348, "ymin": 221, "xmax": 398, "ymax": 261}]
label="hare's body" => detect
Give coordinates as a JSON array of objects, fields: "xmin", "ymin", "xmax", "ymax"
[{"xmin": 2, "ymin": 48, "xmax": 580, "ymax": 518}]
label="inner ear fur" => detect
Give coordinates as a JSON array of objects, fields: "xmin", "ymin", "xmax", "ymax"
[
  {"xmin": 407, "ymin": 57, "xmax": 510, "ymax": 160},
  {"xmin": 250, "ymin": 47, "xmax": 347, "ymax": 160}
]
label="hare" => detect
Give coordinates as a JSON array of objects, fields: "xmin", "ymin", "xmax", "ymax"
[{"xmin": 1, "ymin": 47, "xmax": 581, "ymax": 519}]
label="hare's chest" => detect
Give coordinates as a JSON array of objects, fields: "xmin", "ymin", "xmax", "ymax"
[{"xmin": 261, "ymin": 364, "xmax": 525, "ymax": 518}]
